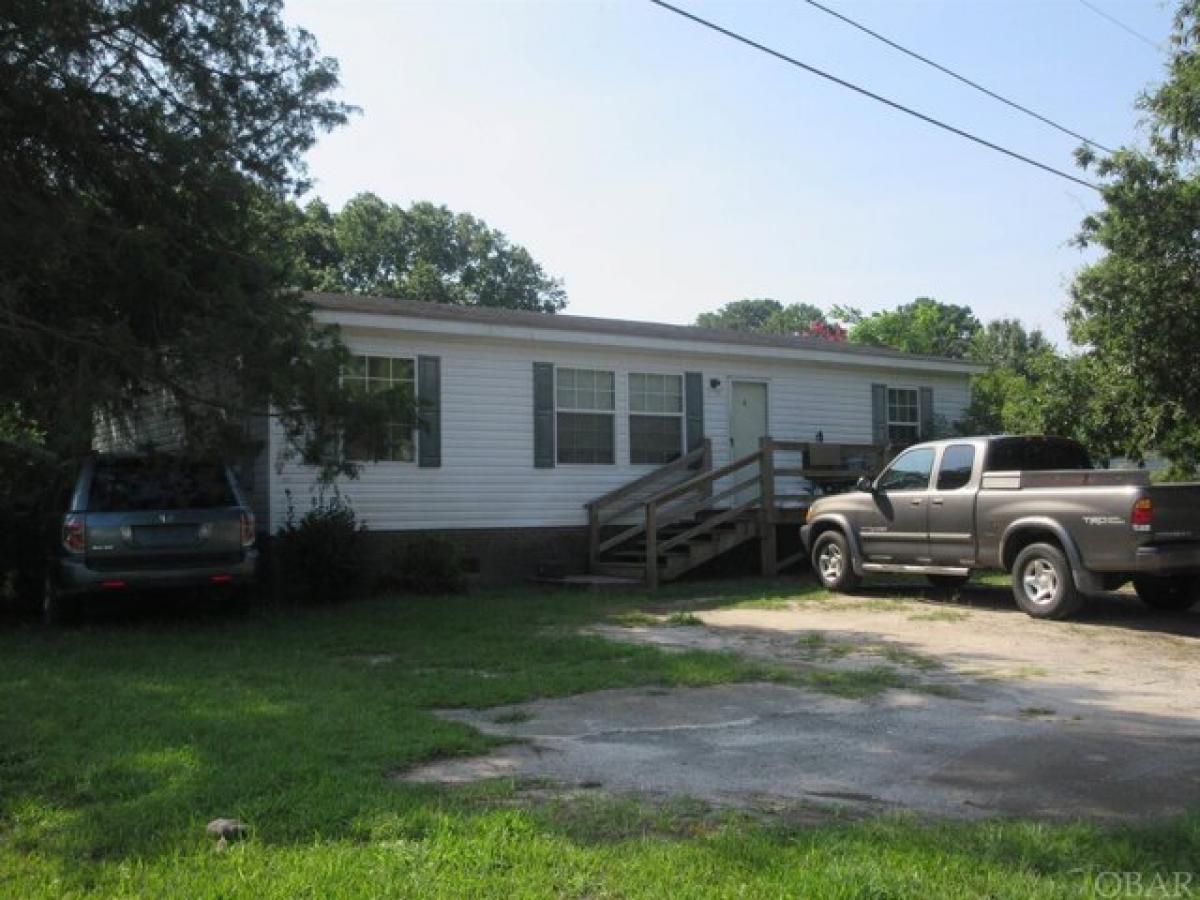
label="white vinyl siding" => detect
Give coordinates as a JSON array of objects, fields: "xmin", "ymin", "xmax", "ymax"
[
  {"xmin": 629, "ymin": 372, "xmax": 684, "ymax": 465},
  {"xmin": 268, "ymin": 326, "xmax": 973, "ymax": 532}
]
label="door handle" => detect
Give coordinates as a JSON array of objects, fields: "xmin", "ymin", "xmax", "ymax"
[
  {"xmin": 909, "ymin": 499, "xmax": 923, "ymax": 506},
  {"xmin": 931, "ymin": 497, "xmax": 944, "ymax": 506}
]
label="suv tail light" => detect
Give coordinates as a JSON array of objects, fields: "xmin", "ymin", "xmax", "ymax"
[
  {"xmin": 239, "ymin": 511, "xmax": 256, "ymax": 548},
  {"xmin": 1131, "ymin": 498, "xmax": 1153, "ymax": 532},
  {"xmin": 62, "ymin": 514, "xmax": 86, "ymax": 554}
]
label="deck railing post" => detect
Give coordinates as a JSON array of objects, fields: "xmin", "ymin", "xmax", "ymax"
[
  {"xmin": 645, "ymin": 499, "xmax": 659, "ymax": 589},
  {"xmin": 758, "ymin": 436, "xmax": 777, "ymax": 577},
  {"xmin": 587, "ymin": 504, "xmax": 599, "ymax": 572},
  {"xmin": 701, "ymin": 438, "xmax": 713, "ymax": 500}
]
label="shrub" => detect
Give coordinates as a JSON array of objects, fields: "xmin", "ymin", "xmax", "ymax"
[
  {"xmin": 389, "ymin": 536, "xmax": 466, "ymax": 594},
  {"xmin": 275, "ymin": 490, "xmax": 367, "ymax": 602}
]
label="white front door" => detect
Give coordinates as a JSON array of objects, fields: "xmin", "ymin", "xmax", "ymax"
[
  {"xmin": 730, "ymin": 381, "xmax": 768, "ymax": 459},
  {"xmin": 729, "ymin": 381, "xmax": 768, "ymax": 505}
]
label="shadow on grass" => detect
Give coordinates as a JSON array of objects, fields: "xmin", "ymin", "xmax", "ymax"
[
  {"xmin": 0, "ymin": 583, "xmax": 1197, "ymax": 896},
  {"xmin": 0, "ymin": 588, "xmax": 780, "ymax": 862}
]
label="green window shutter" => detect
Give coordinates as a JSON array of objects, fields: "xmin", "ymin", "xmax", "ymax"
[
  {"xmin": 871, "ymin": 383, "xmax": 887, "ymax": 445},
  {"xmin": 417, "ymin": 356, "xmax": 441, "ymax": 468},
  {"xmin": 919, "ymin": 386, "xmax": 935, "ymax": 440},
  {"xmin": 533, "ymin": 362, "xmax": 555, "ymax": 468},
  {"xmin": 684, "ymin": 371, "xmax": 704, "ymax": 451}
]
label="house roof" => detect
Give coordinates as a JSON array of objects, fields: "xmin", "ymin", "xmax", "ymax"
[{"xmin": 307, "ymin": 293, "xmax": 986, "ymax": 373}]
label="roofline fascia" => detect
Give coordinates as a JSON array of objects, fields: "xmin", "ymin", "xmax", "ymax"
[{"xmin": 315, "ymin": 308, "xmax": 988, "ymax": 376}]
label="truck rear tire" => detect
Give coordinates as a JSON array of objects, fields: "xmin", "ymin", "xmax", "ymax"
[
  {"xmin": 1011, "ymin": 543, "xmax": 1083, "ymax": 620},
  {"xmin": 1133, "ymin": 575, "xmax": 1199, "ymax": 612},
  {"xmin": 812, "ymin": 531, "xmax": 861, "ymax": 593}
]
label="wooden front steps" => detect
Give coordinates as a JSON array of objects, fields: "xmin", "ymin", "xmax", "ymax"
[
  {"xmin": 583, "ymin": 436, "xmax": 892, "ymax": 588},
  {"xmin": 592, "ymin": 512, "xmax": 760, "ymax": 583}
]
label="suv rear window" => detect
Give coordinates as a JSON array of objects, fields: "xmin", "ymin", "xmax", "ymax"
[
  {"xmin": 984, "ymin": 438, "xmax": 1091, "ymax": 472},
  {"xmin": 88, "ymin": 458, "xmax": 236, "ymax": 512}
]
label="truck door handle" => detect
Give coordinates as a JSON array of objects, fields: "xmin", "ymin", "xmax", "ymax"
[
  {"xmin": 931, "ymin": 498, "xmax": 944, "ymax": 506},
  {"xmin": 909, "ymin": 499, "xmax": 923, "ymax": 506}
]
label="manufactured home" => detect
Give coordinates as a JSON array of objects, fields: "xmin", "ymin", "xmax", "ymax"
[{"xmin": 251, "ymin": 294, "xmax": 983, "ymax": 583}]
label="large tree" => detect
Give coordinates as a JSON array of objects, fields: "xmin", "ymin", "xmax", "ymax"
[
  {"xmin": 969, "ymin": 319, "xmax": 1051, "ymax": 373},
  {"xmin": 1068, "ymin": 0, "xmax": 1200, "ymax": 470},
  {"xmin": 289, "ymin": 193, "xmax": 567, "ymax": 313},
  {"xmin": 834, "ymin": 298, "xmax": 981, "ymax": 359},
  {"xmin": 0, "ymin": 1, "xmax": 379, "ymax": 486},
  {"xmin": 695, "ymin": 298, "xmax": 830, "ymax": 334}
]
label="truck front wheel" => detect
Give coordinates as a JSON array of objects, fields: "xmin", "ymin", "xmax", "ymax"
[
  {"xmin": 1133, "ymin": 575, "xmax": 1199, "ymax": 612},
  {"xmin": 1011, "ymin": 543, "xmax": 1083, "ymax": 620},
  {"xmin": 811, "ymin": 531, "xmax": 861, "ymax": 593}
]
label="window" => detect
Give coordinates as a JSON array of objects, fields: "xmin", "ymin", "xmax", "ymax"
[
  {"xmin": 877, "ymin": 447, "xmax": 935, "ymax": 492},
  {"xmin": 88, "ymin": 458, "xmax": 235, "ymax": 512},
  {"xmin": 887, "ymin": 387, "xmax": 920, "ymax": 443},
  {"xmin": 629, "ymin": 373, "xmax": 683, "ymax": 465},
  {"xmin": 985, "ymin": 437, "xmax": 1091, "ymax": 472},
  {"xmin": 343, "ymin": 355, "xmax": 416, "ymax": 462},
  {"xmin": 556, "ymin": 368, "xmax": 615, "ymax": 464},
  {"xmin": 936, "ymin": 444, "xmax": 976, "ymax": 491}
]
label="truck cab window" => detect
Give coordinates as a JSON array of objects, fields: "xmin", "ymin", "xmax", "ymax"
[
  {"xmin": 876, "ymin": 448, "xmax": 935, "ymax": 492},
  {"xmin": 936, "ymin": 444, "xmax": 975, "ymax": 490},
  {"xmin": 985, "ymin": 437, "xmax": 1091, "ymax": 471}
]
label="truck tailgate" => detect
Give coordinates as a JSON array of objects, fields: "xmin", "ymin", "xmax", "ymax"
[{"xmin": 1143, "ymin": 483, "xmax": 1200, "ymax": 541}]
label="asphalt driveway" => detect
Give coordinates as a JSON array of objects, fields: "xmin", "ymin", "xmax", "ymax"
[{"xmin": 406, "ymin": 583, "xmax": 1200, "ymax": 821}]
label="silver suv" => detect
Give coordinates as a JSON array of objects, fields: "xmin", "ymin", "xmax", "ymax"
[{"xmin": 42, "ymin": 454, "xmax": 258, "ymax": 624}]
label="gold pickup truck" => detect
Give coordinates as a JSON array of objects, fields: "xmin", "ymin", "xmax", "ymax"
[{"xmin": 801, "ymin": 435, "xmax": 1200, "ymax": 619}]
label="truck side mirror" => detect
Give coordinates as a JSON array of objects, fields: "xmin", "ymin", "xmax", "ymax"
[{"xmin": 855, "ymin": 475, "xmax": 874, "ymax": 493}]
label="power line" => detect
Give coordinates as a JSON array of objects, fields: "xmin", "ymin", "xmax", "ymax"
[
  {"xmin": 1076, "ymin": 0, "xmax": 1161, "ymax": 52},
  {"xmin": 799, "ymin": 0, "xmax": 1115, "ymax": 154},
  {"xmin": 648, "ymin": 0, "xmax": 1100, "ymax": 191}
]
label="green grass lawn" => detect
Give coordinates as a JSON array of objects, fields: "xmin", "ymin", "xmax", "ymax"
[{"xmin": 1, "ymin": 582, "xmax": 1196, "ymax": 898}]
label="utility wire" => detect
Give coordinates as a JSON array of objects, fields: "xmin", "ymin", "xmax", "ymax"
[
  {"xmin": 648, "ymin": 0, "xmax": 1100, "ymax": 191},
  {"xmin": 799, "ymin": 0, "xmax": 1115, "ymax": 154},
  {"xmin": 1076, "ymin": 0, "xmax": 1161, "ymax": 52}
]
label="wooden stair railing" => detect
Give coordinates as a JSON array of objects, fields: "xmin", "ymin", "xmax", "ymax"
[
  {"xmin": 585, "ymin": 436, "xmax": 891, "ymax": 586},
  {"xmin": 642, "ymin": 445, "xmax": 766, "ymax": 587},
  {"xmin": 585, "ymin": 439, "xmax": 712, "ymax": 570}
]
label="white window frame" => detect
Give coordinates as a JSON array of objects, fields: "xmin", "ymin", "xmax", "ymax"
[
  {"xmin": 886, "ymin": 386, "xmax": 920, "ymax": 444},
  {"xmin": 342, "ymin": 354, "xmax": 418, "ymax": 464},
  {"xmin": 555, "ymin": 367, "xmax": 616, "ymax": 466},
  {"xmin": 628, "ymin": 371, "xmax": 685, "ymax": 466}
]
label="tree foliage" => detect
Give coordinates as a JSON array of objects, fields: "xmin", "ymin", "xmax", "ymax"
[
  {"xmin": 1067, "ymin": 0, "xmax": 1200, "ymax": 471},
  {"xmin": 833, "ymin": 298, "xmax": 981, "ymax": 359},
  {"xmin": 695, "ymin": 298, "xmax": 830, "ymax": 334},
  {"xmin": 969, "ymin": 319, "xmax": 1051, "ymax": 373},
  {"xmin": 288, "ymin": 193, "xmax": 567, "ymax": 313},
  {"xmin": 0, "ymin": 0, "xmax": 395, "ymax": 486}
]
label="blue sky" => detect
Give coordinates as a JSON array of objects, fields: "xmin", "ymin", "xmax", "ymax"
[{"xmin": 285, "ymin": 0, "xmax": 1174, "ymax": 346}]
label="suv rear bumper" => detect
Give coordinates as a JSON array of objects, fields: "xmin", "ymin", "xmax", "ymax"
[
  {"xmin": 1134, "ymin": 542, "xmax": 1200, "ymax": 575},
  {"xmin": 54, "ymin": 550, "xmax": 258, "ymax": 597}
]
